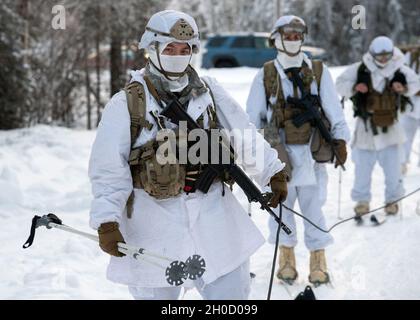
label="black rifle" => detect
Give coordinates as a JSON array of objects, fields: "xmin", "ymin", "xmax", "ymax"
[
  {"xmin": 285, "ymin": 68, "xmax": 346, "ymax": 170},
  {"xmin": 350, "ymin": 63, "xmax": 371, "ymax": 125},
  {"xmin": 161, "ymin": 99, "xmax": 292, "ymax": 235}
]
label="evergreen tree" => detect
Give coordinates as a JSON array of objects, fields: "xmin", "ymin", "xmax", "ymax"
[{"xmin": 0, "ymin": 0, "xmax": 29, "ymax": 129}]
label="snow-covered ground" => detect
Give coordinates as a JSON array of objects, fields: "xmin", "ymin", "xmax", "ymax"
[{"xmin": 1, "ymin": 67, "xmax": 420, "ymax": 300}]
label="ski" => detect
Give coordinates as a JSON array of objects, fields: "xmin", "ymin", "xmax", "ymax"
[
  {"xmin": 355, "ymin": 216, "xmax": 364, "ymax": 226},
  {"xmin": 279, "ymin": 279, "xmax": 333, "ymax": 300},
  {"xmin": 355, "ymin": 213, "xmax": 387, "ymax": 227},
  {"xmin": 294, "ymin": 285, "xmax": 316, "ymax": 300},
  {"xmin": 370, "ymin": 212, "xmax": 387, "ymax": 226},
  {"xmin": 278, "ymin": 276, "xmax": 325, "ymax": 300},
  {"xmin": 278, "ymin": 279, "xmax": 303, "ymax": 299}
]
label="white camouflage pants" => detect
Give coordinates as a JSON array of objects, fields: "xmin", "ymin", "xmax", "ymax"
[
  {"xmin": 128, "ymin": 260, "xmax": 250, "ymax": 300},
  {"xmin": 351, "ymin": 145, "xmax": 405, "ymax": 204},
  {"xmin": 401, "ymin": 115, "xmax": 420, "ymax": 165},
  {"xmin": 268, "ymin": 164, "xmax": 333, "ymax": 251}
]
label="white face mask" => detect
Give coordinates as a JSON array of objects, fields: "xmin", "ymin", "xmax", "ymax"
[
  {"xmin": 149, "ymin": 49, "xmax": 191, "ymax": 76},
  {"xmin": 275, "ymin": 38, "xmax": 302, "ymax": 55},
  {"xmin": 374, "ymin": 60, "xmax": 389, "ymax": 69},
  {"xmin": 159, "ymin": 54, "xmax": 191, "ymax": 73},
  {"xmin": 372, "ymin": 56, "xmax": 392, "ymax": 69}
]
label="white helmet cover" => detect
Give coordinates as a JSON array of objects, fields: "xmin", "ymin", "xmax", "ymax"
[
  {"xmin": 270, "ymin": 15, "xmax": 307, "ymax": 40},
  {"xmin": 139, "ymin": 10, "xmax": 200, "ymax": 53},
  {"xmin": 269, "ymin": 15, "xmax": 307, "ymax": 57},
  {"xmin": 369, "ymin": 36, "xmax": 394, "ymax": 56}
]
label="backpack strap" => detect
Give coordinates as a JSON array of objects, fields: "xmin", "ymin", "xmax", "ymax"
[
  {"xmin": 122, "ymin": 81, "xmax": 153, "ymax": 218},
  {"xmin": 143, "ymin": 76, "xmax": 165, "ymax": 108},
  {"xmin": 264, "ymin": 59, "xmax": 323, "ymax": 98},
  {"xmin": 123, "ymin": 81, "xmax": 153, "ymax": 148},
  {"xmin": 201, "ymin": 78, "xmax": 219, "ymax": 129},
  {"xmin": 311, "ymin": 60, "xmax": 323, "ymax": 93},
  {"xmin": 263, "ymin": 60, "xmax": 279, "ymax": 105}
]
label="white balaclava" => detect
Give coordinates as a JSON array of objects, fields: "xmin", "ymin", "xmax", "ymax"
[
  {"xmin": 139, "ymin": 10, "xmax": 200, "ymax": 89},
  {"xmin": 148, "ymin": 42, "xmax": 192, "ymax": 76},
  {"xmin": 369, "ymin": 36, "xmax": 395, "ymax": 69},
  {"xmin": 270, "ymin": 15, "xmax": 307, "ymax": 69},
  {"xmin": 147, "ymin": 42, "xmax": 192, "ymax": 91},
  {"xmin": 363, "ymin": 36, "xmax": 406, "ymax": 90}
]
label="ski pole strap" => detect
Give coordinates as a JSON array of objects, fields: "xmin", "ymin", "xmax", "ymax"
[
  {"xmin": 22, "ymin": 215, "xmax": 41, "ymax": 249},
  {"xmin": 22, "ymin": 214, "xmax": 62, "ymax": 249}
]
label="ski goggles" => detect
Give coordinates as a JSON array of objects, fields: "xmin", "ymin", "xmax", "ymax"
[
  {"xmin": 278, "ymin": 21, "xmax": 308, "ymax": 35},
  {"xmin": 371, "ymin": 51, "xmax": 393, "ymax": 63},
  {"xmin": 280, "ymin": 31, "xmax": 304, "ymax": 41}
]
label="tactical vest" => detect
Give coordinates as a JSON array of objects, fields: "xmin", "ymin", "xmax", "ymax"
[
  {"xmin": 123, "ymin": 77, "xmax": 219, "ymax": 216},
  {"xmin": 351, "ymin": 63, "xmax": 407, "ymax": 134},
  {"xmin": 262, "ymin": 59, "xmax": 334, "ymax": 176}
]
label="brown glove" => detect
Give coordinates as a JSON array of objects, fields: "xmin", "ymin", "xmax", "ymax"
[
  {"xmin": 98, "ymin": 222, "xmax": 125, "ymax": 257},
  {"xmin": 268, "ymin": 170, "xmax": 288, "ymax": 208},
  {"xmin": 333, "ymin": 139, "xmax": 347, "ymax": 168}
]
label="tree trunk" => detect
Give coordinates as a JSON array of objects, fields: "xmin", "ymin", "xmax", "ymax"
[
  {"xmin": 110, "ymin": 6, "xmax": 123, "ymax": 97},
  {"xmin": 110, "ymin": 35, "xmax": 123, "ymax": 96},
  {"xmin": 85, "ymin": 42, "xmax": 92, "ymax": 130},
  {"xmin": 95, "ymin": 4, "xmax": 102, "ymax": 126},
  {"xmin": 134, "ymin": 49, "xmax": 147, "ymax": 70}
]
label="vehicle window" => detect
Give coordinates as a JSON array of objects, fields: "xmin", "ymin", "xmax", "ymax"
[
  {"xmin": 231, "ymin": 37, "xmax": 254, "ymax": 48},
  {"xmin": 207, "ymin": 37, "xmax": 227, "ymax": 47},
  {"xmin": 255, "ymin": 37, "xmax": 270, "ymax": 49}
]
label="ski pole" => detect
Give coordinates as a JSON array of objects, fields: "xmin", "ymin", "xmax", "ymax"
[
  {"xmin": 400, "ymin": 200, "xmax": 404, "ymax": 221},
  {"xmin": 337, "ymin": 96, "xmax": 346, "ymax": 218},
  {"xmin": 248, "ymin": 202, "xmax": 252, "ymax": 217},
  {"xmin": 337, "ymin": 168, "xmax": 343, "ymax": 220},
  {"xmin": 23, "ymin": 214, "xmax": 175, "ymax": 263},
  {"xmin": 23, "ymin": 214, "xmax": 207, "ymax": 286}
]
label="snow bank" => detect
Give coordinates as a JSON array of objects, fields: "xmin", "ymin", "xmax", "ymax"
[{"xmin": 0, "ymin": 126, "xmax": 131, "ymax": 299}]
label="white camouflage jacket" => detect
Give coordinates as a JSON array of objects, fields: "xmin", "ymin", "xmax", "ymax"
[
  {"xmin": 247, "ymin": 55, "xmax": 350, "ymax": 187},
  {"xmin": 88, "ymin": 69, "xmax": 284, "ymax": 287},
  {"xmin": 336, "ymin": 48, "xmax": 420, "ymax": 151}
]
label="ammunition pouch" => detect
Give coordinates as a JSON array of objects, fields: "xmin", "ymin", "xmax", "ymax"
[
  {"xmin": 129, "ymin": 134, "xmax": 185, "ymax": 200},
  {"xmin": 271, "ymin": 106, "xmax": 285, "ymax": 129},
  {"xmin": 367, "ymin": 91, "xmax": 396, "ymax": 128},
  {"xmin": 263, "ymin": 123, "xmax": 293, "ymax": 179},
  {"xmin": 129, "ymin": 128, "xmax": 234, "ymax": 199},
  {"xmin": 284, "ymin": 120, "xmax": 312, "ymax": 145},
  {"xmin": 310, "ymin": 117, "xmax": 334, "ymax": 163},
  {"xmin": 283, "ymin": 105, "xmax": 312, "ymax": 145}
]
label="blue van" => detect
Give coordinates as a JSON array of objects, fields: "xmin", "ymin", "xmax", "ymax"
[{"xmin": 201, "ymin": 33, "xmax": 327, "ymax": 68}]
